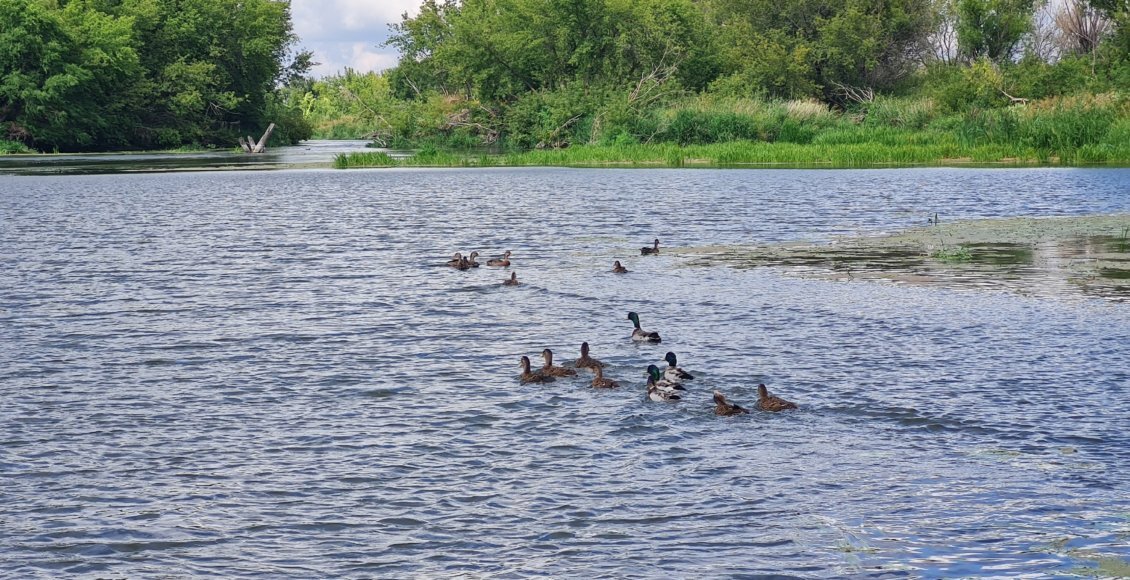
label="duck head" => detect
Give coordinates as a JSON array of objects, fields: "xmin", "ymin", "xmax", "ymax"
[
  {"xmin": 665, "ymin": 352, "xmax": 678, "ymax": 367},
  {"xmin": 580, "ymin": 342, "xmax": 590, "ymax": 356},
  {"xmin": 541, "ymin": 348, "xmax": 554, "ymax": 366},
  {"xmin": 520, "ymin": 356, "xmax": 533, "ymax": 372},
  {"xmin": 627, "ymin": 311, "xmax": 641, "ymax": 328},
  {"xmin": 646, "ymin": 364, "xmax": 663, "ymax": 383},
  {"xmin": 757, "ymin": 384, "xmax": 769, "ymax": 398}
]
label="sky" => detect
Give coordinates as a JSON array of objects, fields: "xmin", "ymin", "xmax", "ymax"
[{"xmin": 290, "ymin": 0, "xmax": 421, "ymax": 78}]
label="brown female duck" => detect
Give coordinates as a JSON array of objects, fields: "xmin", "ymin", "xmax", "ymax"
[
  {"xmin": 756, "ymin": 384, "xmax": 797, "ymax": 412},
  {"xmin": 612, "ymin": 260, "xmax": 628, "ymax": 273},
  {"xmin": 502, "ymin": 272, "xmax": 520, "ymax": 286},
  {"xmin": 541, "ymin": 348, "xmax": 577, "ymax": 377},
  {"xmin": 486, "ymin": 250, "xmax": 512, "ymax": 267},
  {"xmin": 640, "ymin": 238, "xmax": 659, "ymax": 255},
  {"xmin": 573, "ymin": 342, "xmax": 605, "ymax": 370},
  {"xmin": 590, "ymin": 366, "xmax": 620, "ymax": 389},
  {"xmin": 519, "ymin": 355, "xmax": 554, "ymax": 384},
  {"xmin": 713, "ymin": 391, "xmax": 750, "ymax": 416}
]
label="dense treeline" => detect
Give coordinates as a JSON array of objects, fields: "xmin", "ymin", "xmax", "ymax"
[
  {"xmin": 1, "ymin": 0, "xmax": 311, "ymax": 152},
  {"xmin": 300, "ymin": 0, "xmax": 1130, "ymax": 161}
]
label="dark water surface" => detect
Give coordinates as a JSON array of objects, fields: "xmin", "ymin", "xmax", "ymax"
[{"xmin": 2, "ymin": 166, "xmax": 1129, "ymax": 577}]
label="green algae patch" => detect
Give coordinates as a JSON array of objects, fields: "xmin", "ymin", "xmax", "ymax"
[{"xmin": 682, "ymin": 214, "xmax": 1130, "ymax": 301}]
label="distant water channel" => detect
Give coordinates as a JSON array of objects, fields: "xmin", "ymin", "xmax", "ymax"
[{"xmin": 2, "ymin": 152, "xmax": 1129, "ymax": 576}]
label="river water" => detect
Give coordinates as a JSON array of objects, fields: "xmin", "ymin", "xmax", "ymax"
[{"xmin": 2, "ymin": 156, "xmax": 1129, "ymax": 577}]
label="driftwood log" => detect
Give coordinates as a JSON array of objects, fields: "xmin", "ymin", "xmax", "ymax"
[{"xmin": 239, "ymin": 123, "xmax": 275, "ymax": 153}]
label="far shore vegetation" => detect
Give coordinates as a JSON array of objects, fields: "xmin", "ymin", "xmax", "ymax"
[{"xmin": 4, "ymin": 0, "xmax": 1130, "ymax": 167}]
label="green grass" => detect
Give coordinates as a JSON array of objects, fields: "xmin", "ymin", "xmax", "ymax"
[
  {"xmin": 932, "ymin": 245, "xmax": 974, "ymax": 261},
  {"xmin": 0, "ymin": 140, "xmax": 34, "ymax": 154}
]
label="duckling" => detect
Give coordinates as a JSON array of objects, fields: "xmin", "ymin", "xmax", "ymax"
[
  {"xmin": 519, "ymin": 355, "xmax": 554, "ymax": 384},
  {"xmin": 612, "ymin": 260, "xmax": 628, "ymax": 273},
  {"xmin": 541, "ymin": 348, "xmax": 577, "ymax": 377},
  {"xmin": 755, "ymin": 383, "xmax": 797, "ymax": 412},
  {"xmin": 627, "ymin": 311, "xmax": 661, "ymax": 343},
  {"xmin": 663, "ymin": 352, "xmax": 694, "ymax": 382},
  {"xmin": 486, "ymin": 250, "xmax": 512, "ymax": 267},
  {"xmin": 446, "ymin": 252, "xmax": 466, "ymax": 268},
  {"xmin": 590, "ymin": 366, "xmax": 620, "ymax": 389},
  {"xmin": 640, "ymin": 238, "xmax": 660, "ymax": 255},
  {"xmin": 647, "ymin": 365, "xmax": 686, "ymax": 392},
  {"xmin": 713, "ymin": 391, "xmax": 750, "ymax": 416},
  {"xmin": 502, "ymin": 272, "xmax": 520, "ymax": 286},
  {"xmin": 646, "ymin": 366, "xmax": 681, "ymax": 402},
  {"xmin": 573, "ymin": 341, "xmax": 605, "ymax": 370},
  {"xmin": 465, "ymin": 251, "xmax": 481, "ymax": 267}
]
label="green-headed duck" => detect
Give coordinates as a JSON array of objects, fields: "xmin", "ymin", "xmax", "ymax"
[
  {"xmin": 663, "ymin": 352, "xmax": 694, "ymax": 382},
  {"xmin": 646, "ymin": 366, "xmax": 681, "ymax": 402},
  {"xmin": 627, "ymin": 311, "xmax": 661, "ymax": 343},
  {"xmin": 647, "ymin": 364, "xmax": 686, "ymax": 392}
]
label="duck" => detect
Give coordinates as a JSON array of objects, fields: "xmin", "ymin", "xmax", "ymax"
[
  {"xmin": 464, "ymin": 251, "xmax": 481, "ymax": 268},
  {"xmin": 663, "ymin": 352, "xmax": 694, "ymax": 382},
  {"xmin": 627, "ymin": 311, "xmax": 661, "ymax": 343},
  {"xmin": 713, "ymin": 391, "xmax": 750, "ymax": 416},
  {"xmin": 640, "ymin": 238, "xmax": 659, "ymax": 255},
  {"xmin": 540, "ymin": 348, "xmax": 577, "ymax": 377},
  {"xmin": 573, "ymin": 342, "xmax": 605, "ymax": 370},
  {"xmin": 502, "ymin": 272, "xmax": 520, "ymax": 286},
  {"xmin": 446, "ymin": 252, "xmax": 467, "ymax": 268},
  {"xmin": 612, "ymin": 260, "xmax": 628, "ymax": 273},
  {"xmin": 647, "ymin": 364, "xmax": 686, "ymax": 392},
  {"xmin": 755, "ymin": 383, "xmax": 798, "ymax": 412},
  {"xmin": 590, "ymin": 366, "xmax": 620, "ymax": 389},
  {"xmin": 646, "ymin": 366, "xmax": 681, "ymax": 402},
  {"xmin": 486, "ymin": 250, "xmax": 512, "ymax": 267},
  {"xmin": 519, "ymin": 355, "xmax": 554, "ymax": 384}
]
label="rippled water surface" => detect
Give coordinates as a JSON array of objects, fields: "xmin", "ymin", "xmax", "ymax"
[{"xmin": 2, "ymin": 165, "xmax": 1129, "ymax": 577}]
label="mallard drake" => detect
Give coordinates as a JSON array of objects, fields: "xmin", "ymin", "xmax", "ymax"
[
  {"xmin": 627, "ymin": 311, "xmax": 661, "ymax": 343},
  {"xmin": 502, "ymin": 272, "xmax": 520, "ymax": 286},
  {"xmin": 647, "ymin": 364, "xmax": 686, "ymax": 392},
  {"xmin": 590, "ymin": 366, "xmax": 620, "ymax": 389},
  {"xmin": 446, "ymin": 252, "xmax": 466, "ymax": 268},
  {"xmin": 465, "ymin": 251, "xmax": 480, "ymax": 268},
  {"xmin": 663, "ymin": 352, "xmax": 694, "ymax": 381},
  {"xmin": 573, "ymin": 342, "xmax": 605, "ymax": 369},
  {"xmin": 519, "ymin": 355, "xmax": 553, "ymax": 384},
  {"xmin": 612, "ymin": 260, "xmax": 628, "ymax": 273},
  {"xmin": 713, "ymin": 390, "xmax": 750, "ymax": 416},
  {"xmin": 646, "ymin": 366, "xmax": 681, "ymax": 402},
  {"xmin": 641, "ymin": 238, "xmax": 659, "ymax": 255},
  {"xmin": 541, "ymin": 348, "xmax": 577, "ymax": 377},
  {"xmin": 756, "ymin": 384, "xmax": 797, "ymax": 412},
  {"xmin": 486, "ymin": 250, "xmax": 512, "ymax": 267}
]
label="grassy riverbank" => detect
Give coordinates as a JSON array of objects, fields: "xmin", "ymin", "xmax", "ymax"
[{"xmin": 334, "ymin": 94, "xmax": 1130, "ymax": 169}]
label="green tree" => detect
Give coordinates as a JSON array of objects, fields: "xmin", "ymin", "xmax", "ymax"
[{"xmin": 956, "ymin": 0, "xmax": 1036, "ymax": 62}]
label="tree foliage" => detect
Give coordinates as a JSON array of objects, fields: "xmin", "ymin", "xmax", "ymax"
[{"xmin": 0, "ymin": 0, "xmax": 305, "ymax": 151}]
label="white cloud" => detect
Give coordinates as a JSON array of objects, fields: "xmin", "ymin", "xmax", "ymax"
[{"xmin": 291, "ymin": 0, "xmax": 421, "ymax": 76}]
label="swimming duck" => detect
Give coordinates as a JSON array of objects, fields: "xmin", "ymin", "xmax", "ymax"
[
  {"xmin": 502, "ymin": 272, "xmax": 520, "ymax": 286},
  {"xmin": 627, "ymin": 311, "xmax": 661, "ymax": 343},
  {"xmin": 519, "ymin": 355, "xmax": 554, "ymax": 384},
  {"xmin": 486, "ymin": 250, "xmax": 512, "ymax": 267},
  {"xmin": 573, "ymin": 342, "xmax": 605, "ymax": 370},
  {"xmin": 647, "ymin": 364, "xmax": 686, "ymax": 392},
  {"xmin": 663, "ymin": 352, "xmax": 694, "ymax": 382},
  {"xmin": 646, "ymin": 366, "xmax": 681, "ymax": 402},
  {"xmin": 541, "ymin": 348, "xmax": 577, "ymax": 377},
  {"xmin": 713, "ymin": 391, "xmax": 750, "ymax": 416},
  {"xmin": 590, "ymin": 366, "xmax": 620, "ymax": 389},
  {"xmin": 612, "ymin": 260, "xmax": 628, "ymax": 273},
  {"xmin": 446, "ymin": 252, "xmax": 467, "ymax": 268},
  {"xmin": 465, "ymin": 251, "xmax": 481, "ymax": 268},
  {"xmin": 756, "ymin": 383, "xmax": 797, "ymax": 412},
  {"xmin": 641, "ymin": 238, "xmax": 659, "ymax": 255}
]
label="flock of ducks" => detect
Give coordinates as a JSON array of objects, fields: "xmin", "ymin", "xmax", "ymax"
[{"xmin": 450, "ymin": 241, "xmax": 799, "ymax": 416}]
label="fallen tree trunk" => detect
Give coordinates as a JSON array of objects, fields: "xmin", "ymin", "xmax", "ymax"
[{"xmin": 240, "ymin": 123, "xmax": 275, "ymax": 153}]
